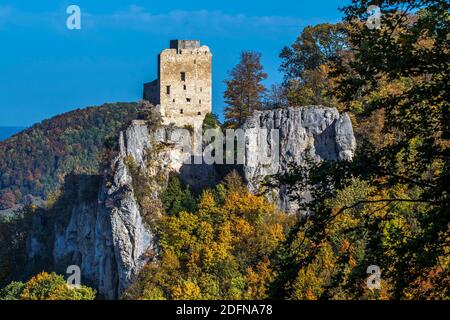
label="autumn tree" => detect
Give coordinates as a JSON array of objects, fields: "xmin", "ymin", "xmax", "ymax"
[
  {"xmin": 224, "ymin": 51, "xmax": 268, "ymax": 128},
  {"xmin": 0, "ymin": 272, "xmax": 96, "ymax": 300},
  {"xmin": 279, "ymin": 23, "xmax": 348, "ymax": 107},
  {"xmin": 332, "ymin": 0, "xmax": 449, "ymax": 298},
  {"xmin": 272, "ymin": 0, "xmax": 449, "ymax": 300},
  {"xmin": 0, "ymin": 282, "xmax": 25, "ymax": 300},
  {"xmin": 124, "ymin": 172, "xmax": 289, "ymax": 300}
]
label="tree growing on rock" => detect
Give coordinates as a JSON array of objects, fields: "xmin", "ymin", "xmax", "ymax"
[{"xmin": 224, "ymin": 51, "xmax": 268, "ymax": 128}]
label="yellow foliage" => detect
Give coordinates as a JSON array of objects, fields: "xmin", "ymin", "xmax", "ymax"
[
  {"xmin": 171, "ymin": 280, "xmax": 202, "ymax": 300},
  {"xmin": 147, "ymin": 176, "xmax": 286, "ymax": 300},
  {"xmin": 197, "ymin": 190, "xmax": 216, "ymax": 213},
  {"xmin": 244, "ymin": 258, "xmax": 275, "ymax": 300},
  {"xmin": 292, "ymin": 242, "xmax": 336, "ymax": 300},
  {"xmin": 19, "ymin": 272, "xmax": 95, "ymax": 300}
]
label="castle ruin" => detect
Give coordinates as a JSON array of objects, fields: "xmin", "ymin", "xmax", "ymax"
[{"xmin": 143, "ymin": 40, "xmax": 212, "ymax": 127}]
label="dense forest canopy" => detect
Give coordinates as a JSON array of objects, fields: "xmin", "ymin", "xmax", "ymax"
[
  {"xmin": 269, "ymin": 0, "xmax": 449, "ymax": 299},
  {"xmin": 0, "ymin": 102, "xmax": 139, "ymax": 210}
]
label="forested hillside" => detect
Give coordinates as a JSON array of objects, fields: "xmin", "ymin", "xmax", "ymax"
[
  {"xmin": 0, "ymin": 0, "xmax": 447, "ymax": 301},
  {"xmin": 0, "ymin": 103, "xmax": 139, "ymax": 209}
]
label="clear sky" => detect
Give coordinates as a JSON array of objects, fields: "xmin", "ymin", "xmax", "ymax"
[{"xmin": 0, "ymin": 0, "xmax": 348, "ymax": 127}]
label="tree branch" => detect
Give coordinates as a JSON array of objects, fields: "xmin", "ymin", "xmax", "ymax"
[{"xmin": 331, "ymin": 198, "xmax": 448, "ymax": 220}]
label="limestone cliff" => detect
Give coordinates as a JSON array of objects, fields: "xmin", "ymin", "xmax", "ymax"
[
  {"xmin": 27, "ymin": 121, "xmax": 158, "ymax": 299},
  {"xmin": 242, "ymin": 106, "xmax": 356, "ymax": 213},
  {"xmin": 26, "ymin": 120, "xmax": 215, "ymax": 299},
  {"xmin": 24, "ymin": 106, "xmax": 355, "ymax": 299}
]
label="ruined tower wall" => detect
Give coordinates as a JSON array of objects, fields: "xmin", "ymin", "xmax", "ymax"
[
  {"xmin": 143, "ymin": 79, "xmax": 159, "ymax": 104},
  {"xmin": 159, "ymin": 45, "xmax": 212, "ymax": 127}
]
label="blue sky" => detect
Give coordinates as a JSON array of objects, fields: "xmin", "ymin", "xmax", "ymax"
[{"xmin": 0, "ymin": 0, "xmax": 348, "ymax": 126}]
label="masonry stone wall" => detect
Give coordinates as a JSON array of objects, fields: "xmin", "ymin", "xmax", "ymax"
[{"xmin": 144, "ymin": 40, "xmax": 212, "ymax": 128}]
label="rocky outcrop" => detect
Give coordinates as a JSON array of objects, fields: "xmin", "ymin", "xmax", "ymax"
[
  {"xmin": 104, "ymin": 156, "xmax": 155, "ymax": 297},
  {"xmin": 51, "ymin": 194, "xmax": 117, "ymax": 298},
  {"xmin": 26, "ymin": 120, "xmax": 218, "ymax": 299},
  {"xmin": 24, "ymin": 106, "xmax": 355, "ymax": 298},
  {"xmin": 242, "ymin": 106, "xmax": 356, "ymax": 213},
  {"xmin": 27, "ymin": 122, "xmax": 159, "ymax": 299}
]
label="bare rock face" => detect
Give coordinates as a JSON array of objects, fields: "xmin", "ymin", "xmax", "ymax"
[
  {"xmin": 25, "ymin": 106, "xmax": 355, "ymax": 299},
  {"xmin": 34, "ymin": 120, "xmax": 216, "ymax": 299},
  {"xmin": 242, "ymin": 106, "xmax": 356, "ymax": 213},
  {"xmin": 89, "ymin": 121, "xmax": 161, "ymax": 298},
  {"xmin": 105, "ymin": 156, "xmax": 155, "ymax": 298},
  {"xmin": 27, "ymin": 121, "xmax": 160, "ymax": 299}
]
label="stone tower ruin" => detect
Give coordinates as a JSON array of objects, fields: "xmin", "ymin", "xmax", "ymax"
[{"xmin": 143, "ymin": 40, "xmax": 212, "ymax": 127}]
